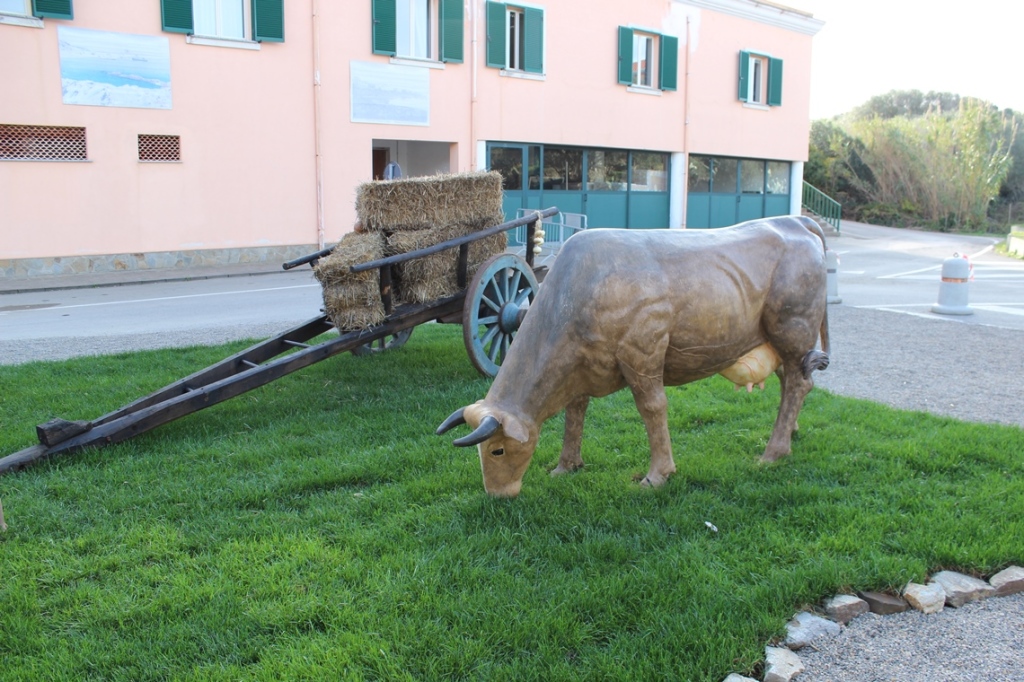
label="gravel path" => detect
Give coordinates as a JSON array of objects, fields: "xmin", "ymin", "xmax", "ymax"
[
  {"xmin": 795, "ymin": 593, "xmax": 1024, "ymax": 682},
  {"xmin": 792, "ymin": 303, "xmax": 1024, "ymax": 682},
  {"xmin": 814, "ymin": 305, "xmax": 1024, "ymax": 429}
]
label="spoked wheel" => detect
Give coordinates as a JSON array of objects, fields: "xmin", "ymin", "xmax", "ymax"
[
  {"xmin": 353, "ymin": 328, "xmax": 414, "ymax": 356},
  {"xmin": 463, "ymin": 253, "xmax": 540, "ymax": 377}
]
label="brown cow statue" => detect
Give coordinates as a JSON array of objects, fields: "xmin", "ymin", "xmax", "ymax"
[{"xmin": 438, "ymin": 216, "xmax": 830, "ymax": 497}]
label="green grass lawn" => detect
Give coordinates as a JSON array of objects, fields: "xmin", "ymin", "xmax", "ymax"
[{"xmin": 1, "ymin": 324, "xmax": 1022, "ymax": 681}]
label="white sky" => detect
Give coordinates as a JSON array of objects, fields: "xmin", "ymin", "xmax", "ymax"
[{"xmin": 794, "ymin": 1, "xmax": 1024, "ymax": 120}]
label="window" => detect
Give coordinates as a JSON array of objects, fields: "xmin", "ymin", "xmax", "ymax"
[
  {"xmin": 0, "ymin": 0, "xmax": 28, "ymax": 14},
  {"xmin": 631, "ymin": 152, "xmax": 668, "ymax": 192},
  {"xmin": 632, "ymin": 32, "xmax": 653, "ymax": 87},
  {"xmin": 542, "ymin": 147, "xmax": 582, "ymax": 191},
  {"xmin": 688, "ymin": 156, "xmax": 711, "ymax": 192},
  {"xmin": 161, "ymin": 0, "xmax": 284, "ymax": 42},
  {"xmin": 195, "ymin": 0, "xmax": 244, "ymax": 39},
  {"xmin": 373, "ymin": 0, "xmax": 463, "ymax": 63},
  {"xmin": 507, "ymin": 7, "xmax": 523, "ymax": 70},
  {"xmin": 617, "ymin": 27, "xmax": 677, "ymax": 91},
  {"xmin": 766, "ymin": 161, "xmax": 790, "ymax": 194},
  {"xmin": 711, "ymin": 158, "xmax": 738, "ymax": 193},
  {"xmin": 587, "ymin": 150, "xmax": 628, "ymax": 191},
  {"xmin": 739, "ymin": 50, "xmax": 782, "ymax": 106},
  {"xmin": 485, "ymin": 2, "xmax": 543, "ymax": 74},
  {"xmin": 741, "ymin": 159, "xmax": 764, "ymax": 194},
  {"xmin": 396, "ymin": 0, "xmax": 430, "ymax": 59},
  {"xmin": 0, "ymin": 0, "xmax": 73, "ymax": 19},
  {"xmin": 1, "ymin": 124, "xmax": 87, "ymax": 161}
]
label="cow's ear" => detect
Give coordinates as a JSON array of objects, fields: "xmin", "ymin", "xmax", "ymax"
[{"xmin": 498, "ymin": 412, "xmax": 530, "ymax": 444}]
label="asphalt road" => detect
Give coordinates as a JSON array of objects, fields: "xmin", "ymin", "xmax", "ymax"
[
  {"xmin": 826, "ymin": 220, "xmax": 1024, "ymax": 330},
  {"xmin": 0, "ymin": 268, "xmax": 326, "ymax": 364},
  {"xmin": 1, "ymin": 221, "xmax": 1022, "ymax": 365}
]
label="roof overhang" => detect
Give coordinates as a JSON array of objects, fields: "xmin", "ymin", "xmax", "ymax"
[{"xmin": 676, "ymin": 0, "xmax": 825, "ymax": 36}]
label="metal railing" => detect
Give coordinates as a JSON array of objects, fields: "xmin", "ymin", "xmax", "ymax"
[
  {"xmin": 802, "ymin": 181, "xmax": 842, "ymax": 233},
  {"xmin": 512, "ymin": 209, "xmax": 588, "ymax": 265}
]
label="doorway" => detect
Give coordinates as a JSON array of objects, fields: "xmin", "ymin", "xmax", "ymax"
[{"xmin": 372, "ymin": 148, "xmax": 389, "ymax": 180}]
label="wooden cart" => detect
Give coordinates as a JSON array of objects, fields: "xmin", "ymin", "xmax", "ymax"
[{"xmin": 0, "ymin": 207, "xmax": 559, "ymax": 475}]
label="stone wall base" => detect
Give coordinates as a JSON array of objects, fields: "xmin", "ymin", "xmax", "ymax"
[{"xmin": 0, "ymin": 245, "xmax": 320, "ymax": 280}]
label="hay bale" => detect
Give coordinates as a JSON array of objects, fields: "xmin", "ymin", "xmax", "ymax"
[
  {"xmin": 357, "ymin": 171, "xmax": 504, "ymax": 232},
  {"xmin": 386, "ymin": 215, "xmax": 507, "ymax": 303},
  {"xmin": 313, "ymin": 231, "xmax": 386, "ymax": 330}
]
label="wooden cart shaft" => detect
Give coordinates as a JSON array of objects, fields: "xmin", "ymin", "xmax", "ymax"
[{"xmin": 0, "ymin": 208, "xmax": 559, "ymax": 476}]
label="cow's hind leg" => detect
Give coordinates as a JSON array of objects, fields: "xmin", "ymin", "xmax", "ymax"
[
  {"xmin": 761, "ymin": 349, "xmax": 829, "ymax": 462},
  {"xmin": 552, "ymin": 396, "xmax": 589, "ymax": 476}
]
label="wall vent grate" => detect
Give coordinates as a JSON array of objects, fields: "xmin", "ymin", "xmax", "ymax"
[
  {"xmin": 138, "ymin": 134, "xmax": 181, "ymax": 162},
  {"xmin": 0, "ymin": 124, "xmax": 88, "ymax": 161}
]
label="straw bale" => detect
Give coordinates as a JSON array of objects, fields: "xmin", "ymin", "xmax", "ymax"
[
  {"xmin": 313, "ymin": 231, "xmax": 386, "ymax": 330},
  {"xmin": 356, "ymin": 171, "xmax": 504, "ymax": 232},
  {"xmin": 386, "ymin": 215, "xmax": 507, "ymax": 303}
]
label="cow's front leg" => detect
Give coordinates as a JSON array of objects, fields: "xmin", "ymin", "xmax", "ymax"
[
  {"xmin": 761, "ymin": 356, "xmax": 814, "ymax": 462},
  {"xmin": 551, "ymin": 395, "xmax": 589, "ymax": 476},
  {"xmin": 626, "ymin": 376, "xmax": 676, "ymax": 487}
]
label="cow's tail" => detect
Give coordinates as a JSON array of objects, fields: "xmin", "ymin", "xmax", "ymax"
[{"xmin": 798, "ymin": 216, "xmax": 831, "ymax": 377}]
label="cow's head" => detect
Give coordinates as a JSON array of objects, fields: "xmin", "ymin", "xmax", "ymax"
[{"xmin": 437, "ymin": 401, "xmax": 538, "ymax": 498}]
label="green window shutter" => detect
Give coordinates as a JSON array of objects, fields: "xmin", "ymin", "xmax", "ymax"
[
  {"xmin": 439, "ymin": 0, "xmax": 464, "ymax": 63},
  {"xmin": 160, "ymin": 0, "xmax": 193, "ymax": 33},
  {"xmin": 522, "ymin": 7, "xmax": 543, "ymax": 73},
  {"xmin": 659, "ymin": 34, "xmax": 678, "ymax": 91},
  {"xmin": 32, "ymin": 0, "xmax": 72, "ymax": 19},
  {"xmin": 617, "ymin": 26, "xmax": 633, "ymax": 85},
  {"xmin": 485, "ymin": 2, "xmax": 506, "ymax": 68},
  {"xmin": 372, "ymin": 0, "xmax": 396, "ymax": 56},
  {"xmin": 737, "ymin": 50, "xmax": 750, "ymax": 101},
  {"xmin": 252, "ymin": 0, "xmax": 284, "ymax": 42},
  {"xmin": 768, "ymin": 57, "xmax": 783, "ymax": 106}
]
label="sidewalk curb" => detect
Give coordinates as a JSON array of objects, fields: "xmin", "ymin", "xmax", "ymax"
[{"xmin": 0, "ymin": 264, "xmax": 303, "ymax": 296}]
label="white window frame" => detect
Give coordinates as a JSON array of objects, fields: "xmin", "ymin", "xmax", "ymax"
[
  {"xmin": 0, "ymin": 0, "xmax": 42, "ymax": 27},
  {"xmin": 396, "ymin": 0, "xmax": 437, "ymax": 61},
  {"xmin": 632, "ymin": 32, "xmax": 656, "ymax": 88},
  {"xmin": 192, "ymin": 0, "xmax": 250, "ymax": 41},
  {"xmin": 506, "ymin": 6, "xmax": 525, "ymax": 71},
  {"xmin": 746, "ymin": 53, "xmax": 768, "ymax": 105}
]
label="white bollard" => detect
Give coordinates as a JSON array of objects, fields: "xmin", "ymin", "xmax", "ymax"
[
  {"xmin": 931, "ymin": 255, "xmax": 973, "ymax": 315},
  {"xmin": 826, "ymin": 249, "xmax": 841, "ymax": 304}
]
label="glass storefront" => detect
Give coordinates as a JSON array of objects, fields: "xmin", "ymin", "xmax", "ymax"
[
  {"xmin": 686, "ymin": 155, "xmax": 792, "ymax": 228},
  {"xmin": 489, "ymin": 143, "xmax": 670, "ymax": 229}
]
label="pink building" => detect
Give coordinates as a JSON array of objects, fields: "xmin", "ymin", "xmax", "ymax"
[{"xmin": 0, "ymin": 0, "xmax": 822, "ymax": 279}]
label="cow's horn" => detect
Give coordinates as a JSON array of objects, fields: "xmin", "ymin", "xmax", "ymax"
[
  {"xmin": 452, "ymin": 416, "xmax": 500, "ymax": 447},
  {"xmin": 436, "ymin": 407, "xmax": 467, "ymax": 435}
]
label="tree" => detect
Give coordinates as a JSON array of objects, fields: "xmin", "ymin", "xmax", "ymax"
[
  {"xmin": 804, "ymin": 120, "xmax": 873, "ymax": 206},
  {"xmin": 807, "ymin": 91, "xmax": 1019, "ymax": 230},
  {"xmin": 851, "ymin": 90, "xmax": 962, "ymax": 121}
]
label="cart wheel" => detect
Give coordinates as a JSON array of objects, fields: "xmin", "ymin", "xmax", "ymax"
[
  {"xmin": 463, "ymin": 253, "xmax": 540, "ymax": 377},
  {"xmin": 353, "ymin": 328, "xmax": 414, "ymax": 356}
]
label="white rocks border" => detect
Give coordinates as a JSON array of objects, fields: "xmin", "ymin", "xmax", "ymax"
[{"xmin": 722, "ymin": 566, "xmax": 1024, "ymax": 682}]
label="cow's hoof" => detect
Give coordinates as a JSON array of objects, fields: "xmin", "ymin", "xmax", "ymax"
[
  {"xmin": 759, "ymin": 448, "xmax": 790, "ymax": 463},
  {"xmin": 636, "ymin": 472, "xmax": 670, "ymax": 488},
  {"xmin": 550, "ymin": 462, "xmax": 583, "ymax": 477}
]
